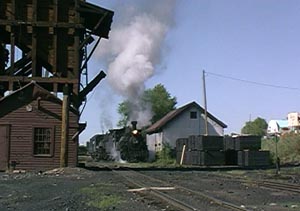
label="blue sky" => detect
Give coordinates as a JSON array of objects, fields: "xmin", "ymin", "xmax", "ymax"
[{"xmin": 80, "ymin": 0, "xmax": 300, "ymax": 144}]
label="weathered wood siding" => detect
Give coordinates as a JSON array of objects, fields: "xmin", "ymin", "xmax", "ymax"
[{"xmin": 0, "ymin": 99, "xmax": 78, "ymax": 170}]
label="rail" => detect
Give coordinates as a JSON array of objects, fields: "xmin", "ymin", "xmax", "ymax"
[
  {"xmin": 111, "ymin": 168, "xmax": 249, "ymax": 211},
  {"xmin": 210, "ymin": 172, "xmax": 300, "ymax": 194},
  {"xmin": 255, "ymin": 180, "xmax": 300, "ymax": 193}
]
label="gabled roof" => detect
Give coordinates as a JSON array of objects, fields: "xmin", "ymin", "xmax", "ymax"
[
  {"xmin": 0, "ymin": 81, "xmax": 78, "ymax": 118},
  {"xmin": 276, "ymin": 120, "xmax": 289, "ymax": 128},
  {"xmin": 268, "ymin": 119, "xmax": 289, "ymax": 129},
  {"xmin": 146, "ymin": 101, "xmax": 227, "ymax": 134}
]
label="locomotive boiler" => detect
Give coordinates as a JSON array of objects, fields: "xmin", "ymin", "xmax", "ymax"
[{"xmin": 88, "ymin": 121, "xmax": 148, "ymax": 162}]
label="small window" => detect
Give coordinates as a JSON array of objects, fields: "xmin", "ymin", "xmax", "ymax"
[
  {"xmin": 190, "ymin": 111, "xmax": 197, "ymax": 119},
  {"xmin": 33, "ymin": 128, "xmax": 52, "ymax": 155}
]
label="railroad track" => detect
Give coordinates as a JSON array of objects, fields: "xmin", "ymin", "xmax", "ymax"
[
  {"xmin": 210, "ymin": 172, "xmax": 300, "ymax": 194},
  {"xmin": 254, "ymin": 180, "xmax": 300, "ymax": 193},
  {"xmin": 111, "ymin": 168, "xmax": 249, "ymax": 211}
]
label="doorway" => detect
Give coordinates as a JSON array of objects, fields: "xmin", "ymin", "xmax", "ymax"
[{"xmin": 0, "ymin": 125, "xmax": 9, "ymax": 171}]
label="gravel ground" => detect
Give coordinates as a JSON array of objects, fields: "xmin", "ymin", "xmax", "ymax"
[
  {"xmin": 143, "ymin": 169, "xmax": 300, "ymax": 211},
  {"xmin": 1, "ymin": 166, "xmax": 300, "ymax": 211},
  {"xmin": 0, "ymin": 168, "xmax": 162, "ymax": 211}
]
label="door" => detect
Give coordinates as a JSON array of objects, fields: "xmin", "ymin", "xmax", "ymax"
[{"xmin": 0, "ymin": 125, "xmax": 9, "ymax": 171}]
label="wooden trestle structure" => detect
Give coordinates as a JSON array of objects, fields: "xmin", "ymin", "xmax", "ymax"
[{"xmin": 0, "ymin": 0, "xmax": 114, "ymax": 167}]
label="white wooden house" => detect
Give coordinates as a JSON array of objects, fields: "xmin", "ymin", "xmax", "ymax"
[
  {"xmin": 146, "ymin": 101, "xmax": 227, "ymax": 160},
  {"xmin": 267, "ymin": 119, "xmax": 290, "ymax": 135}
]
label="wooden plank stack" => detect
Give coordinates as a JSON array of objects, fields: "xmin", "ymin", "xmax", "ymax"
[
  {"xmin": 224, "ymin": 136, "xmax": 270, "ymax": 167},
  {"xmin": 177, "ymin": 135, "xmax": 271, "ymax": 167},
  {"xmin": 237, "ymin": 150, "xmax": 270, "ymax": 167},
  {"xmin": 176, "ymin": 135, "xmax": 225, "ymax": 166}
]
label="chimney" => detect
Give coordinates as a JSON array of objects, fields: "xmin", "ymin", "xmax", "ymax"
[{"xmin": 131, "ymin": 121, "xmax": 137, "ymax": 130}]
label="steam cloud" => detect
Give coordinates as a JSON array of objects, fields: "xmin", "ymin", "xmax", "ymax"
[{"xmin": 96, "ymin": 0, "xmax": 176, "ymax": 126}]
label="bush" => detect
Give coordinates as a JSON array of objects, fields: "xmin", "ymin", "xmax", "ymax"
[
  {"xmin": 155, "ymin": 143, "xmax": 176, "ymax": 165},
  {"xmin": 262, "ymin": 133, "xmax": 300, "ymax": 165},
  {"xmin": 78, "ymin": 145, "xmax": 88, "ymax": 156}
]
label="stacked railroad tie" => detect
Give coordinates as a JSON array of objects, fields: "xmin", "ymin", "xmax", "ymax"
[
  {"xmin": 176, "ymin": 135, "xmax": 225, "ymax": 166},
  {"xmin": 224, "ymin": 136, "xmax": 270, "ymax": 167},
  {"xmin": 176, "ymin": 135, "xmax": 271, "ymax": 167}
]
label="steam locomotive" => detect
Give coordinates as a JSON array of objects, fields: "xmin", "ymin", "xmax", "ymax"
[{"xmin": 87, "ymin": 121, "xmax": 148, "ymax": 162}]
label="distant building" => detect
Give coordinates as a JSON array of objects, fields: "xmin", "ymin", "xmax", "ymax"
[
  {"xmin": 146, "ymin": 101, "xmax": 227, "ymax": 160},
  {"xmin": 267, "ymin": 120, "xmax": 290, "ymax": 135},
  {"xmin": 267, "ymin": 112, "xmax": 300, "ymax": 135},
  {"xmin": 288, "ymin": 112, "xmax": 300, "ymax": 131}
]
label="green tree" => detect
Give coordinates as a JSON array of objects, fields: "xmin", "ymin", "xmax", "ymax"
[
  {"xmin": 241, "ymin": 117, "xmax": 268, "ymax": 136},
  {"xmin": 117, "ymin": 84, "xmax": 177, "ymax": 127},
  {"xmin": 143, "ymin": 84, "xmax": 177, "ymax": 123},
  {"xmin": 117, "ymin": 100, "xmax": 130, "ymax": 127},
  {"xmin": 262, "ymin": 132, "xmax": 300, "ymax": 164}
]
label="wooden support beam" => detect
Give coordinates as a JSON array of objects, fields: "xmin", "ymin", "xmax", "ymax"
[
  {"xmin": 74, "ymin": 0, "xmax": 80, "ymax": 83},
  {"xmin": 0, "ymin": 20, "xmax": 85, "ymax": 29},
  {"xmin": 0, "ymin": 76, "xmax": 78, "ymax": 93},
  {"xmin": 53, "ymin": 83, "xmax": 58, "ymax": 96},
  {"xmin": 0, "ymin": 76, "xmax": 78, "ymax": 83},
  {"xmin": 53, "ymin": 0, "xmax": 58, "ymax": 75},
  {"xmin": 60, "ymin": 84, "xmax": 69, "ymax": 168},
  {"xmin": 31, "ymin": 0, "xmax": 38, "ymax": 76},
  {"xmin": 5, "ymin": 52, "xmax": 32, "ymax": 75},
  {"xmin": 78, "ymin": 70, "xmax": 106, "ymax": 103},
  {"xmin": 10, "ymin": 0, "xmax": 15, "ymax": 76},
  {"xmin": 9, "ymin": 32, "xmax": 15, "ymax": 76},
  {"xmin": 74, "ymin": 32, "xmax": 80, "ymax": 80},
  {"xmin": 8, "ymin": 81, "xmax": 13, "ymax": 91}
]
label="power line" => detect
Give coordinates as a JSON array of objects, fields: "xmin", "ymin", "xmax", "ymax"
[{"xmin": 205, "ymin": 71, "xmax": 300, "ymax": 91}]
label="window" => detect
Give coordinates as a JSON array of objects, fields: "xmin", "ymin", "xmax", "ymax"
[
  {"xmin": 190, "ymin": 111, "xmax": 197, "ymax": 119},
  {"xmin": 33, "ymin": 128, "xmax": 52, "ymax": 155}
]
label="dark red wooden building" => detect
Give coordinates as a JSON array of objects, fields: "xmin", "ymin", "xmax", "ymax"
[{"xmin": 0, "ymin": 81, "xmax": 85, "ymax": 170}]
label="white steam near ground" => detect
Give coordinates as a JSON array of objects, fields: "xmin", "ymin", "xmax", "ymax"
[{"xmin": 95, "ymin": 0, "xmax": 177, "ymax": 128}]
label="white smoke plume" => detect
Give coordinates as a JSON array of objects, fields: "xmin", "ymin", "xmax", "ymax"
[
  {"xmin": 96, "ymin": 0, "xmax": 177, "ymax": 126},
  {"xmin": 110, "ymin": 142, "xmax": 126, "ymax": 163}
]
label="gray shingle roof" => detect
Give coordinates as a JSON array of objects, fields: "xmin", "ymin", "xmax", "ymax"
[{"xmin": 146, "ymin": 101, "xmax": 227, "ymax": 134}]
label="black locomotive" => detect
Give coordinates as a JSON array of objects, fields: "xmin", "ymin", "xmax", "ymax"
[{"xmin": 87, "ymin": 121, "xmax": 148, "ymax": 162}]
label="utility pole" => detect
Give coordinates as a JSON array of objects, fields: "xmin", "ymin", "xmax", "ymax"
[
  {"xmin": 60, "ymin": 84, "xmax": 69, "ymax": 168},
  {"xmin": 203, "ymin": 70, "xmax": 209, "ymax": 135},
  {"xmin": 275, "ymin": 134, "xmax": 280, "ymax": 175}
]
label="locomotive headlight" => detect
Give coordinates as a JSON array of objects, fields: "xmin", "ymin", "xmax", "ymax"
[{"xmin": 132, "ymin": 129, "xmax": 138, "ymax": 135}]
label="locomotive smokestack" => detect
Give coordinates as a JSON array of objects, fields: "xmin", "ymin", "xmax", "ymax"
[
  {"xmin": 131, "ymin": 121, "xmax": 137, "ymax": 130},
  {"xmin": 131, "ymin": 121, "xmax": 139, "ymax": 136}
]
